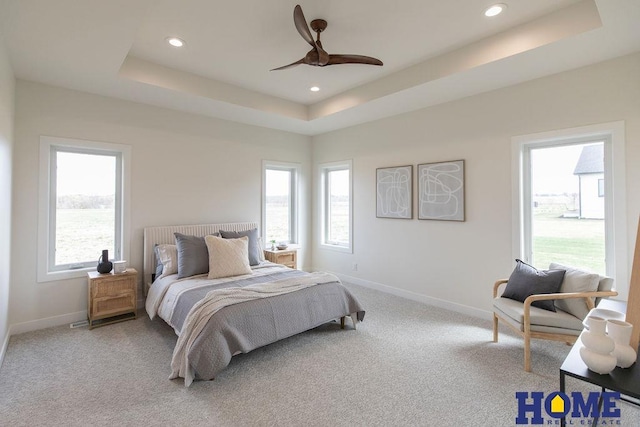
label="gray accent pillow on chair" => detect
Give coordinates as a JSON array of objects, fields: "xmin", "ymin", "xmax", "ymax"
[
  {"xmin": 219, "ymin": 228, "xmax": 261, "ymax": 266},
  {"xmin": 174, "ymin": 232, "xmax": 219, "ymax": 278},
  {"xmin": 502, "ymin": 259, "xmax": 566, "ymax": 312},
  {"xmin": 549, "ymin": 262, "xmax": 600, "ymax": 320}
]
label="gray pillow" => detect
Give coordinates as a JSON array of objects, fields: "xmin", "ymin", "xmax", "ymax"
[
  {"xmin": 219, "ymin": 228, "xmax": 261, "ymax": 266},
  {"xmin": 174, "ymin": 232, "xmax": 219, "ymax": 279},
  {"xmin": 502, "ymin": 259, "xmax": 565, "ymax": 312}
]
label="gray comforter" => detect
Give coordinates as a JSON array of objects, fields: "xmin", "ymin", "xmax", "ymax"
[{"xmin": 146, "ymin": 264, "xmax": 365, "ymax": 383}]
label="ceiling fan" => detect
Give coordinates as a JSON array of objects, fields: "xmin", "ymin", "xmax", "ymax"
[{"xmin": 271, "ymin": 4, "xmax": 383, "ymax": 71}]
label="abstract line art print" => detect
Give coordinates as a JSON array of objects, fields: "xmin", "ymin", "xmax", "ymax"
[
  {"xmin": 376, "ymin": 165, "xmax": 413, "ymax": 219},
  {"xmin": 418, "ymin": 160, "xmax": 465, "ymax": 221}
]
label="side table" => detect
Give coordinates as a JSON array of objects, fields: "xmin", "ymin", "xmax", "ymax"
[
  {"xmin": 263, "ymin": 248, "xmax": 297, "ymax": 269},
  {"xmin": 559, "ymin": 300, "xmax": 640, "ymax": 426},
  {"xmin": 87, "ymin": 268, "xmax": 138, "ymax": 329}
]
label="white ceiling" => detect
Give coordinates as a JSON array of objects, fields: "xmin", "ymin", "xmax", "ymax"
[{"xmin": 1, "ymin": 0, "xmax": 638, "ymax": 135}]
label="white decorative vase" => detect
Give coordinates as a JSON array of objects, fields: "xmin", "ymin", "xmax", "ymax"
[
  {"xmin": 607, "ymin": 319, "xmax": 637, "ymax": 368},
  {"xmin": 579, "ymin": 316, "xmax": 617, "ymax": 374}
]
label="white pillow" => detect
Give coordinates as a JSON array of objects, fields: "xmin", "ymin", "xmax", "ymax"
[
  {"xmin": 549, "ymin": 262, "xmax": 600, "ymax": 320},
  {"xmin": 205, "ymin": 235, "xmax": 252, "ymax": 279},
  {"xmin": 257, "ymin": 236, "xmax": 266, "ymax": 262},
  {"xmin": 156, "ymin": 244, "xmax": 178, "ymax": 279}
]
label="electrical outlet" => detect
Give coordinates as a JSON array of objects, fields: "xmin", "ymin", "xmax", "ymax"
[{"xmin": 352, "ymin": 263, "xmax": 358, "ymax": 271}]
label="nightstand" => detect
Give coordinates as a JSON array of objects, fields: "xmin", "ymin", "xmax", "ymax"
[
  {"xmin": 264, "ymin": 248, "xmax": 297, "ymax": 269},
  {"xmin": 87, "ymin": 268, "xmax": 137, "ymax": 329}
]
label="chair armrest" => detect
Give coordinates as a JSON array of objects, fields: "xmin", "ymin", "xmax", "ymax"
[
  {"xmin": 521, "ymin": 290, "xmax": 618, "ymax": 328},
  {"xmin": 524, "ymin": 290, "xmax": 618, "ymax": 305},
  {"xmin": 493, "ymin": 279, "xmax": 509, "ymax": 298}
]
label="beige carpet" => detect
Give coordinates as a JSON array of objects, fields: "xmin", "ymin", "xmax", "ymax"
[{"xmin": 0, "ymin": 283, "xmax": 638, "ymax": 426}]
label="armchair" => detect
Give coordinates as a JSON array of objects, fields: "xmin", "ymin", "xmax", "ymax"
[{"xmin": 492, "ymin": 265, "xmax": 617, "ymax": 372}]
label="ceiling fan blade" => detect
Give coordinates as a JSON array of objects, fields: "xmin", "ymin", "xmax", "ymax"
[
  {"xmin": 294, "ymin": 5, "xmax": 329, "ymax": 66},
  {"xmin": 270, "ymin": 58, "xmax": 305, "ymax": 71},
  {"xmin": 293, "ymin": 5, "xmax": 316, "ymax": 49},
  {"xmin": 327, "ymin": 54, "xmax": 383, "ymax": 66}
]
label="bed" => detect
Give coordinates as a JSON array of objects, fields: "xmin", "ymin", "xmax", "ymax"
[{"xmin": 143, "ymin": 222, "xmax": 365, "ymax": 386}]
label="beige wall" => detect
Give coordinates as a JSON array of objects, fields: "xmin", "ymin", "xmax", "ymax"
[
  {"xmin": 7, "ymin": 53, "xmax": 640, "ymax": 332},
  {"xmin": 311, "ymin": 53, "xmax": 640, "ymax": 316},
  {"xmin": 0, "ymin": 29, "xmax": 15, "ymax": 351},
  {"xmin": 11, "ymin": 81, "xmax": 311, "ymax": 328}
]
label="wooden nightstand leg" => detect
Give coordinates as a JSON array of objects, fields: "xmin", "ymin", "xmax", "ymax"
[{"xmin": 340, "ymin": 317, "xmax": 345, "ymax": 329}]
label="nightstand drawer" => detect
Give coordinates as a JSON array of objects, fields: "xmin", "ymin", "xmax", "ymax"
[
  {"xmin": 91, "ymin": 276, "xmax": 135, "ymax": 298},
  {"xmin": 92, "ymin": 292, "xmax": 135, "ymax": 319},
  {"xmin": 275, "ymin": 253, "xmax": 295, "ymax": 264}
]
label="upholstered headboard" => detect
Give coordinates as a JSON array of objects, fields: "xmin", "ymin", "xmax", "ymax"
[{"xmin": 142, "ymin": 222, "xmax": 258, "ymax": 294}]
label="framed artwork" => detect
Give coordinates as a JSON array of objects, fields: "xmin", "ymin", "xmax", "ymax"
[
  {"xmin": 376, "ymin": 165, "xmax": 413, "ymax": 219},
  {"xmin": 418, "ymin": 160, "xmax": 465, "ymax": 221}
]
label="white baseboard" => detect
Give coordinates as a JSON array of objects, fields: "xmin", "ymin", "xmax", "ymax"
[
  {"xmin": 9, "ymin": 310, "xmax": 88, "ymax": 336},
  {"xmin": 332, "ymin": 272, "xmax": 493, "ymax": 321},
  {"xmin": 9, "ymin": 300, "xmax": 146, "ymax": 337}
]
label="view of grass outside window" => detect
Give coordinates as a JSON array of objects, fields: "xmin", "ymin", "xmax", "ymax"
[
  {"xmin": 327, "ymin": 168, "xmax": 350, "ymax": 245},
  {"xmin": 54, "ymin": 151, "xmax": 117, "ymax": 267},
  {"xmin": 530, "ymin": 142, "xmax": 605, "ymax": 274},
  {"xmin": 264, "ymin": 168, "xmax": 293, "ymax": 243}
]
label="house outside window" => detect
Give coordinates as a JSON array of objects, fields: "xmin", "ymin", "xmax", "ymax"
[
  {"xmin": 38, "ymin": 136, "xmax": 130, "ymax": 282},
  {"xmin": 319, "ymin": 160, "xmax": 353, "ymax": 253},
  {"xmin": 598, "ymin": 179, "xmax": 605, "ymax": 198}
]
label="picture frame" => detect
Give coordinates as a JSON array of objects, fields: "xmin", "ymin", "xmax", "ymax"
[
  {"xmin": 418, "ymin": 160, "xmax": 465, "ymax": 221},
  {"xmin": 376, "ymin": 165, "xmax": 413, "ymax": 219}
]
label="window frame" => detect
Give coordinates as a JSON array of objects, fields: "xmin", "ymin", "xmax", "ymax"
[
  {"xmin": 511, "ymin": 121, "xmax": 628, "ymax": 297},
  {"xmin": 319, "ymin": 160, "xmax": 353, "ymax": 253},
  {"xmin": 261, "ymin": 160, "xmax": 300, "ymax": 245},
  {"xmin": 38, "ymin": 136, "xmax": 131, "ymax": 283}
]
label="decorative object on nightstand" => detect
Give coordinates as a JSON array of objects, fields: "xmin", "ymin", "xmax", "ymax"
[
  {"xmin": 264, "ymin": 247, "xmax": 297, "ymax": 269},
  {"xmin": 269, "ymin": 240, "xmax": 276, "ymax": 250},
  {"xmin": 97, "ymin": 249, "xmax": 113, "ymax": 273},
  {"xmin": 276, "ymin": 242, "xmax": 288, "ymax": 250},
  {"xmin": 113, "ymin": 260, "xmax": 127, "ymax": 274},
  {"xmin": 87, "ymin": 268, "xmax": 137, "ymax": 329}
]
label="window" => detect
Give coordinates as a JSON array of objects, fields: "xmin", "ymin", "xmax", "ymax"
[
  {"xmin": 512, "ymin": 122, "xmax": 629, "ymax": 296},
  {"xmin": 262, "ymin": 161, "xmax": 299, "ymax": 245},
  {"xmin": 38, "ymin": 136, "xmax": 130, "ymax": 282},
  {"xmin": 320, "ymin": 160, "xmax": 352, "ymax": 252},
  {"xmin": 528, "ymin": 142, "xmax": 605, "ymax": 273}
]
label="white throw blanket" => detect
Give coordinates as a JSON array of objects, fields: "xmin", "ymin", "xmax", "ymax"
[{"xmin": 170, "ymin": 271, "xmax": 339, "ymax": 386}]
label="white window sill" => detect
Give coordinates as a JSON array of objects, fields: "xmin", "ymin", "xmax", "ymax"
[
  {"xmin": 37, "ymin": 267, "xmax": 94, "ymax": 283},
  {"xmin": 320, "ymin": 243, "xmax": 352, "ymax": 254}
]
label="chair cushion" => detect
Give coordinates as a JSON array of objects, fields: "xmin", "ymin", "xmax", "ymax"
[
  {"xmin": 597, "ymin": 275, "xmax": 614, "ymax": 292},
  {"xmin": 549, "ymin": 262, "xmax": 600, "ymax": 320},
  {"xmin": 493, "ymin": 297, "xmax": 584, "ymax": 334},
  {"xmin": 501, "ymin": 259, "xmax": 565, "ymax": 312}
]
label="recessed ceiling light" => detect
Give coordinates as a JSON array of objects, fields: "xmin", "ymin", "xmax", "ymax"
[
  {"xmin": 166, "ymin": 37, "xmax": 185, "ymax": 48},
  {"xmin": 484, "ymin": 3, "xmax": 507, "ymax": 17},
  {"xmin": 310, "ymin": 86, "xmax": 320, "ymax": 92}
]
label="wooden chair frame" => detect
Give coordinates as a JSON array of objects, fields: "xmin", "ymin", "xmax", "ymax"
[{"xmin": 492, "ymin": 279, "xmax": 617, "ymax": 372}]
